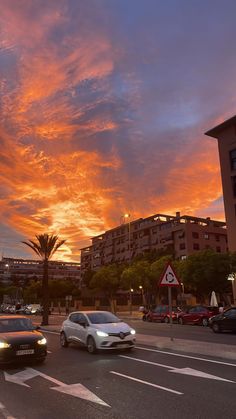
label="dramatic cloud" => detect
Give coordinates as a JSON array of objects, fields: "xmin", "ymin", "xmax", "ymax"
[{"xmin": 1, "ymin": 0, "xmax": 236, "ymax": 261}]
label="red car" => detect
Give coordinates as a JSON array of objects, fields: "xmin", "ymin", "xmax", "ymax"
[
  {"xmin": 145, "ymin": 305, "xmax": 181, "ymax": 323},
  {"xmin": 178, "ymin": 305, "xmax": 219, "ymax": 327}
]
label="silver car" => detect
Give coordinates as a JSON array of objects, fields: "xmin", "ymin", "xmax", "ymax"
[{"xmin": 60, "ymin": 310, "xmax": 136, "ymax": 354}]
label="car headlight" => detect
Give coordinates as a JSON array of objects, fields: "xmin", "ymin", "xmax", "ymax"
[
  {"xmin": 96, "ymin": 331, "xmax": 109, "ymax": 337},
  {"xmin": 37, "ymin": 337, "xmax": 47, "ymax": 345},
  {"xmin": 130, "ymin": 329, "xmax": 136, "ymax": 335},
  {"xmin": 0, "ymin": 341, "xmax": 11, "ymax": 349}
]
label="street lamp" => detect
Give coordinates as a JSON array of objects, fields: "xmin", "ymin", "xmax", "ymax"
[
  {"xmin": 227, "ymin": 273, "xmax": 236, "ymax": 305},
  {"xmin": 180, "ymin": 282, "xmax": 185, "ymax": 308},
  {"xmin": 139, "ymin": 285, "xmax": 144, "ymax": 306},
  {"xmin": 122, "ymin": 213, "xmax": 133, "ymax": 313}
]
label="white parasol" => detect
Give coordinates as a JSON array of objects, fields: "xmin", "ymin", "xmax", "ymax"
[{"xmin": 210, "ymin": 290, "xmax": 218, "ymax": 307}]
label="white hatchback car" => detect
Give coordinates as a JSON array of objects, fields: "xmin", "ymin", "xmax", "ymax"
[{"xmin": 60, "ymin": 310, "xmax": 136, "ymax": 354}]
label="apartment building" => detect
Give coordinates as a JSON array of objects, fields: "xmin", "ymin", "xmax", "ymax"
[
  {"xmin": 80, "ymin": 212, "xmax": 227, "ymax": 276},
  {"xmin": 0, "ymin": 257, "xmax": 81, "ymax": 285},
  {"xmin": 205, "ymin": 115, "xmax": 236, "ymax": 304},
  {"xmin": 205, "ymin": 115, "xmax": 236, "ymax": 252}
]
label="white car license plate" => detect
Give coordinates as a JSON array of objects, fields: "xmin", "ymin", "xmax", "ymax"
[
  {"xmin": 16, "ymin": 349, "xmax": 34, "ymax": 356},
  {"xmin": 117, "ymin": 344, "xmax": 128, "ymax": 348}
]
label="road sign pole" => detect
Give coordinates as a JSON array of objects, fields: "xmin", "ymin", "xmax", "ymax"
[{"xmin": 168, "ymin": 286, "xmax": 174, "ymax": 342}]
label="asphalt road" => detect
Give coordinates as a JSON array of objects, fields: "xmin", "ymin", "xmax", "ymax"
[
  {"xmin": 0, "ymin": 332, "xmax": 236, "ymax": 419},
  {"xmin": 128, "ymin": 319, "xmax": 236, "ymax": 345}
]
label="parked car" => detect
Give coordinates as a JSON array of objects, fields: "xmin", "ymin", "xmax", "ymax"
[
  {"xmin": 145, "ymin": 305, "xmax": 181, "ymax": 323},
  {"xmin": 178, "ymin": 305, "xmax": 219, "ymax": 326},
  {"xmin": 24, "ymin": 304, "xmax": 43, "ymax": 315},
  {"xmin": 0, "ymin": 315, "xmax": 47, "ymax": 364},
  {"xmin": 209, "ymin": 307, "xmax": 236, "ymax": 333},
  {"xmin": 60, "ymin": 310, "xmax": 136, "ymax": 354}
]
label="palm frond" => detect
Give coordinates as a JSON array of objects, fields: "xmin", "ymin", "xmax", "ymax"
[{"xmin": 22, "ymin": 234, "xmax": 66, "ymax": 261}]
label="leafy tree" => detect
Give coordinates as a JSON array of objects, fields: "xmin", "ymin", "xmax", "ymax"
[
  {"xmin": 179, "ymin": 249, "xmax": 231, "ymax": 302},
  {"xmin": 121, "ymin": 260, "xmax": 152, "ymax": 305},
  {"xmin": 22, "ymin": 234, "xmax": 65, "ymax": 325},
  {"xmin": 82, "ymin": 269, "xmax": 96, "ymax": 288},
  {"xmin": 89, "ymin": 264, "xmax": 121, "ymax": 312}
]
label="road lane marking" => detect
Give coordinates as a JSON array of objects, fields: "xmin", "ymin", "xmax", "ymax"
[
  {"xmin": 40, "ymin": 331, "xmax": 236, "ymax": 367},
  {"xmin": 119, "ymin": 355, "xmax": 235, "ymax": 383},
  {"xmin": 4, "ymin": 368, "xmax": 110, "ymax": 407},
  {"xmin": 136, "ymin": 346, "xmax": 236, "ymax": 367},
  {"xmin": 110, "ymin": 371, "xmax": 183, "ymax": 395},
  {"xmin": 0, "ymin": 402, "xmax": 17, "ymax": 419}
]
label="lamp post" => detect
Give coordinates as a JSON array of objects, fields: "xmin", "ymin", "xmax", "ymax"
[
  {"xmin": 228, "ymin": 273, "xmax": 236, "ymax": 305},
  {"xmin": 139, "ymin": 285, "xmax": 144, "ymax": 306},
  {"xmin": 122, "ymin": 213, "xmax": 132, "ymax": 313},
  {"xmin": 181, "ymin": 282, "xmax": 185, "ymax": 308}
]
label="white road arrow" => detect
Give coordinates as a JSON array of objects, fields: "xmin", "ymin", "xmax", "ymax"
[
  {"xmin": 4, "ymin": 368, "xmax": 109, "ymax": 407},
  {"xmin": 169, "ymin": 367, "xmax": 234, "ymax": 382},
  {"xmin": 120, "ymin": 355, "xmax": 235, "ymax": 383}
]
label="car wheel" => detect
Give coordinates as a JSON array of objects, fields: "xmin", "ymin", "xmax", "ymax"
[
  {"xmin": 202, "ymin": 318, "xmax": 208, "ymax": 327},
  {"xmin": 164, "ymin": 316, "xmax": 169, "ymax": 324},
  {"xmin": 87, "ymin": 336, "xmax": 97, "ymax": 354},
  {"xmin": 212, "ymin": 322, "xmax": 221, "ymax": 333},
  {"xmin": 178, "ymin": 317, "xmax": 184, "ymax": 325},
  {"xmin": 60, "ymin": 332, "xmax": 69, "ymax": 348}
]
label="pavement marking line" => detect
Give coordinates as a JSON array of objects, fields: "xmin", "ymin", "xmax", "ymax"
[
  {"xmin": 0, "ymin": 402, "xmax": 17, "ymax": 419},
  {"xmin": 110, "ymin": 371, "xmax": 183, "ymax": 395},
  {"xmin": 136, "ymin": 346, "xmax": 236, "ymax": 367},
  {"xmin": 119, "ymin": 355, "xmax": 235, "ymax": 383},
  {"xmin": 120, "ymin": 355, "xmax": 172, "ymax": 369}
]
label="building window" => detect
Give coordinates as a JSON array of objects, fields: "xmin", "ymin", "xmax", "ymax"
[
  {"xmin": 179, "ymin": 243, "xmax": 186, "ymax": 250},
  {"xmin": 231, "ymin": 176, "xmax": 236, "ymax": 197},
  {"xmin": 204, "ymin": 233, "xmax": 209, "ymax": 240},
  {"xmin": 192, "ymin": 232, "xmax": 199, "ymax": 239},
  {"xmin": 230, "ymin": 149, "xmax": 236, "ymax": 171},
  {"xmin": 216, "ymin": 246, "xmax": 221, "ymax": 253},
  {"xmin": 193, "ymin": 243, "xmax": 200, "ymax": 250}
]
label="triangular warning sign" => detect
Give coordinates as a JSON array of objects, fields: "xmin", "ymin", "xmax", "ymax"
[{"xmin": 159, "ymin": 263, "xmax": 180, "ymax": 287}]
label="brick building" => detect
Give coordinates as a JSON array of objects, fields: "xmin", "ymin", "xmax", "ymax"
[
  {"xmin": 80, "ymin": 212, "xmax": 227, "ymax": 277},
  {"xmin": 0, "ymin": 257, "xmax": 81, "ymax": 286}
]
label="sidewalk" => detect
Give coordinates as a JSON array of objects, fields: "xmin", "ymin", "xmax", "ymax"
[{"xmin": 32, "ymin": 312, "xmax": 236, "ymax": 362}]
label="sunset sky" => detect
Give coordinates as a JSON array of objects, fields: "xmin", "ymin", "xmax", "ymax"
[{"xmin": 1, "ymin": 0, "xmax": 236, "ymax": 262}]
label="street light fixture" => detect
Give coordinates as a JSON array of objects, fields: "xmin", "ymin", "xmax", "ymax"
[
  {"xmin": 227, "ymin": 273, "xmax": 236, "ymax": 305},
  {"xmin": 180, "ymin": 282, "xmax": 185, "ymax": 308},
  {"xmin": 121, "ymin": 213, "xmax": 132, "ymax": 312}
]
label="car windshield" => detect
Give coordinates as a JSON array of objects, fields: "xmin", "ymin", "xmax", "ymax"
[
  {"xmin": 0, "ymin": 318, "xmax": 34, "ymax": 333},
  {"xmin": 87, "ymin": 312, "xmax": 121, "ymax": 324}
]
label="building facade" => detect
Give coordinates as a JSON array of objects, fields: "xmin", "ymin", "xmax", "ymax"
[
  {"xmin": 0, "ymin": 257, "xmax": 81, "ymax": 286},
  {"xmin": 80, "ymin": 212, "xmax": 227, "ymax": 277},
  {"xmin": 206, "ymin": 115, "xmax": 236, "ymax": 304}
]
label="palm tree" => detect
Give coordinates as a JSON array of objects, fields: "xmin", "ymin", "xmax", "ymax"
[{"xmin": 22, "ymin": 234, "xmax": 66, "ymax": 325}]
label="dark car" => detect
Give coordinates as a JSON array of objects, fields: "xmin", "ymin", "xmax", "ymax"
[
  {"xmin": 209, "ymin": 307, "xmax": 236, "ymax": 333},
  {"xmin": 145, "ymin": 305, "xmax": 181, "ymax": 323},
  {"xmin": 178, "ymin": 305, "xmax": 219, "ymax": 326},
  {"xmin": 0, "ymin": 315, "xmax": 47, "ymax": 364}
]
